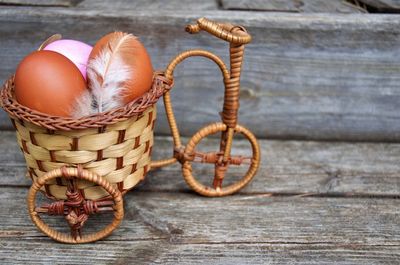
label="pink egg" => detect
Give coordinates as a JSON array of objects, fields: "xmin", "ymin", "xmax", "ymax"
[{"xmin": 44, "ymin": 39, "xmax": 92, "ymax": 79}]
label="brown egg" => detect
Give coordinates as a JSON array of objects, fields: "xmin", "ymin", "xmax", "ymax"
[
  {"xmin": 88, "ymin": 32, "xmax": 153, "ymax": 104},
  {"xmin": 15, "ymin": 50, "xmax": 87, "ymax": 117}
]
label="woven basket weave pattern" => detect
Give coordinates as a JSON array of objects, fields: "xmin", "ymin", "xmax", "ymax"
[{"xmin": 13, "ymin": 106, "xmax": 156, "ymax": 200}]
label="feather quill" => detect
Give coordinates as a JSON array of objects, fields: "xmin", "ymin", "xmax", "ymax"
[
  {"xmin": 73, "ymin": 32, "xmax": 138, "ymax": 117},
  {"xmin": 38, "ymin": 34, "xmax": 62, "ymax": 51}
]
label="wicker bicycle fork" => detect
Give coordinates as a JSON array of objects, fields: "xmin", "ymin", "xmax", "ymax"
[
  {"xmin": 151, "ymin": 18, "xmax": 260, "ymax": 197},
  {"xmin": 2, "ymin": 17, "xmax": 260, "ymax": 243}
]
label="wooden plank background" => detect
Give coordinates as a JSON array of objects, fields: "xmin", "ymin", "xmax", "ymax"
[
  {"xmin": 220, "ymin": 0, "xmax": 366, "ymax": 12},
  {"xmin": 0, "ymin": 3, "xmax": 399, "ymax": 141},
  {"xmin": 360, "ymin": 0, "xmax": 400, "ymax": 11},
  {"xmin": 0, "ymin": 130, "xmax": 399, "ymax": 264},
  {"xmin": 1, "ymin": 188, "xmax": 399, "ymax": 264},
  {"xmin": 1, "ymin": 1, "xmax": 399, "ymax": 264},
  {"xmin": 2, "ymin": 131, "xmax": 400, "ymax": 196}
]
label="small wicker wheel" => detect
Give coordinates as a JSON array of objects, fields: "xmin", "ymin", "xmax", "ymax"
[
  {"xmin": 182, "ymin": 122, "xmax": 260, "ymax": 197},
  {"xmin": 27, "ymin": 167, "xmax": 124, "ymax": 244}
]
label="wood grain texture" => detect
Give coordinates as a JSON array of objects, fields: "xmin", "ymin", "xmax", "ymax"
[
  {"xmin": 0, "ymin": 126, "xmax": 399, "ymax": 263},
  {"xmin": 1, "ymin": 131, "xmax": 399, "ymax": 196},
  {"xmin": 0, "ymin": 8, "xmax": 400, "ymax": 141},
  {"xmin": 76, "ymin": 0, "xmax": 218, "ymax": 11},
  {"xmin": 220, "ymin": 0, "xmax": 364, "ymax": 13},
  {"xmin": 0, "ymin": 0, "xmax": 80, "ymax": 6},
  {"xmin": 360, "ymin": 0, "xmax": 400, "ymax": 10},
  {"xmin": 1, "ymin": 241, "xmax": 398, "ymax": 265},
  {"xmin": 220, "ymin": 0, "xmax": 299, "ymax": 11},
  {"xmin": 0, "ymin": 188, "xmax": 399, "ymax": 264}
]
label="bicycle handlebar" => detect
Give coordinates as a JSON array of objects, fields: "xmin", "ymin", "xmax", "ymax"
[{"xmin": 185, "ymin": 17, "xmax": 251, "ymax": 45}]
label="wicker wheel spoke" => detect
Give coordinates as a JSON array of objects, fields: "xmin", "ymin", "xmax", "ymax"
[
  {"xmin": 27, "ymin": 166, "xmax": 124, "ymax": 244},
  {"xmin": 191, "ymin": 151, "xmax": 222, "ymax": 164},
  {"xmin": 192, "ymin": 151, "xmax": 252, "ymax": 166},
  {"xmin": 182, "ymin": 122, "xmax": 260, "ymax": 197},
  {"xmin": 210, "ymin": 154, "xmax": 253, "ymax": 189},
  {"xmin": 35, "ymin": 200, "xmax": 115, "ymax": 215}
]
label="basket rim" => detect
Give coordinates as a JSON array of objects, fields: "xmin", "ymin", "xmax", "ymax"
[{"xmin": 1, "ymin": 72, "xmax": 172, "ymax": 131}]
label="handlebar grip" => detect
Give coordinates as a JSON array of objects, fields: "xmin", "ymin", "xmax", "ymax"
[{"xmin": 185, "ymin": 17, "xmax": 251, "ymax": 45}]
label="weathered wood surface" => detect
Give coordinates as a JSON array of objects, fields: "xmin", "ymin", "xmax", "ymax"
[
  {"xmin": 4, "ymin": 190, "xmax": 400, "ymax": 245},
  {"xmin": 220, "ymin": 0, "xmax": 365, "ymax": 13},
  {"xmin": 0, "ymin": 0, "xmax": 79, "ymax": 6},
  {"xmin": 0, "ymin": 189, "xmax": 399, "ymax": 264},
  {"xmin": 77, "ymin": 0, "xmax": 219, "ymax": 10},
  {"xmin": 0, "ymin": 130, "xmax": 399, "ymax": 263},
  {"xmin": 1, "ymin": 131, "xmax": 400, "ymax": 196},
  {"xmin": 1, "ymin": 3, "xmax": 399, "ymax": 264},
  {"xmin": 1, "ymin": 6, "xmax": 400, "ymax": 141},
  {"xmin": 360, "ymin": 0, "xmax": 400, "ymax": 11}
]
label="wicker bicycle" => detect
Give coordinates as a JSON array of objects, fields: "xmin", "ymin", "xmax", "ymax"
[{"xmin": 0, "ymin": 17, "xmax": 260, "ymax": 243}]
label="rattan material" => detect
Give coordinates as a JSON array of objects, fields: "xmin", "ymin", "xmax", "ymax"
[
  {"xmin": 181, "ymin": 122, "xmax": 260, "ymax": 196},
  {"xmin": 28, "ymin": 166, "xmax": 124, "ymax": 243},
  {"xmin": 1, "ymin": 17, "xmax": 261, "ymax": 243},
  {"xmin": 151, "ymin": 17, "xmax": 260, "ymax": 196},
  {"xmin": 1, "ymin": 73, "xmax": 171, "ymax": 131},
  {"xmin": 1, "ymin": 72, "xmax": 166, "ymax": 243},
  {"xmin": 15, "ymin": 105, "xmax": 156, "ymax": 200},
  {"xmin": 0, "ymin": 72, "xmax": 171, "ymax": 200}
]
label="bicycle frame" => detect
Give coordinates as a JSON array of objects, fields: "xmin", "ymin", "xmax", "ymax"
[{"xmin": 150, "ymin": 18, "xmax": 260, "ymax": 197}]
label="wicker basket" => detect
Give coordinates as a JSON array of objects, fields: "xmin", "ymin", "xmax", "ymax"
[
  {"xmin": 0, "ymin": 72, "xmax": 171, "ymax": 243},
  {"xmin": 14, "ymin": 105, "xmax": 156, "ymax": 200}
]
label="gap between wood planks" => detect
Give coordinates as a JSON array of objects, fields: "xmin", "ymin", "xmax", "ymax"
[
  {"xmin": 1, "ymin": 185, "xmax": 399, "ymax": 201},
  {"xmin": 7, "ymin": 236, "xmax": 400, "ymax": 247}
]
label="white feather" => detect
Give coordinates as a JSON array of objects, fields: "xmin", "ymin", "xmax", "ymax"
[
  {"xmin": 87, "ymin": 49, "xmax": 132, "ymax": 113},
  {"xmin": 72, "ymin": 89, "xmax": 95, "ymax": 119},
  {"xmin": 72, "ymin": 32, "xmax": 137, "ymax": 118}
]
